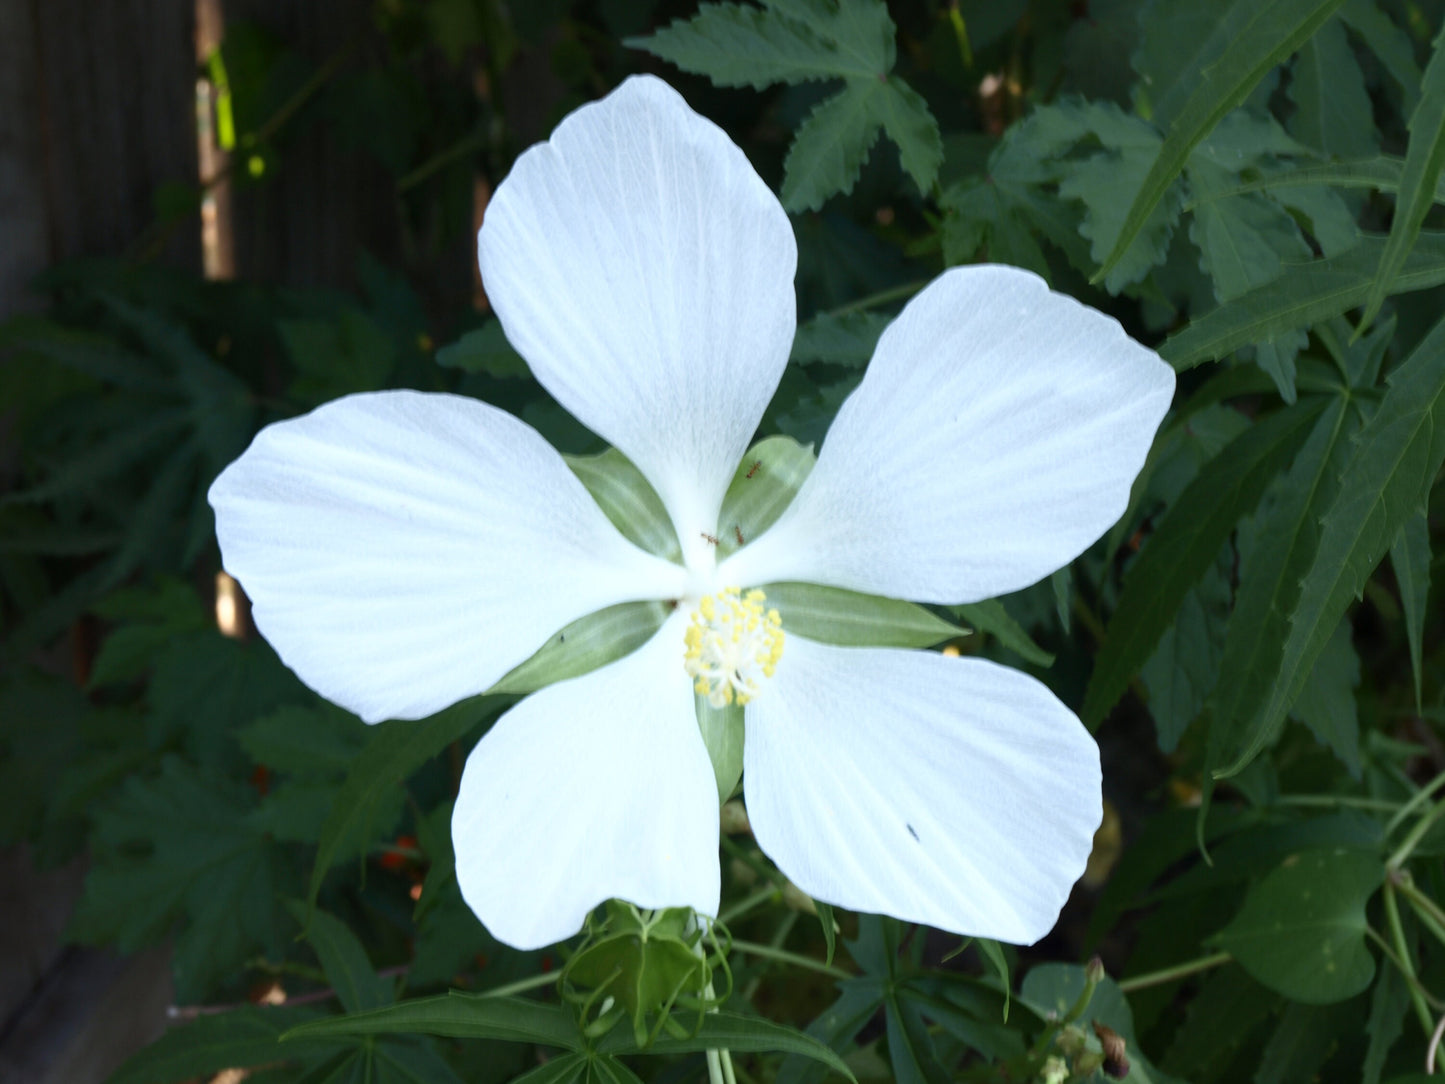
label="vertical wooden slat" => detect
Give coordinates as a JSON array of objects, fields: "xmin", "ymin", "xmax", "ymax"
[
  {"xmin": 224, "ymin": 0, "xmax": 400, "ymax": 288},
  {"xmin": 29, "ymin": 0, "xmax": 200, "ymax": 270},
  {"xmin": 0, "ymin": 0, "xmax": 51, "ymax": 318}
]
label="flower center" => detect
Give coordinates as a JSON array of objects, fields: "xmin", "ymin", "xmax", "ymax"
[{"xmin": 683, "ymin": 586, "xmax": 784, "ymax": 708}]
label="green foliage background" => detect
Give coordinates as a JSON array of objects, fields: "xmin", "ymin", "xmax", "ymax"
[{"xmin": 3, "ymin": 0, "xmax": 1445, "ymax": 1081}]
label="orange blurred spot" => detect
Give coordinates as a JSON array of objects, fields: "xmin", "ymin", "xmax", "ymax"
[
  {"xmin": 541, "ymin": 955, "xmax": 553, "ymax": 973},
  {"xmin": 409, "ymin": 883, "xmax": 423, "ymax": 901},
  {"xmin": 249, "ymin": 765, "xmax": 270, "ymax": 797}
]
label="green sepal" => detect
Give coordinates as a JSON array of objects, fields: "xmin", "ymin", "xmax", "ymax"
[
  {"xmin": 566, "ymin": 448, "xmax": 681, "ymax": 561},
  {"xmin": 564, "ymin": 903, "xmax": 711, "ymax": 1050},
  {"xmin": 489, "ymin": 601, "xmax": 671, "ymax": 696},
  {"xmin": 695, "ymin": 696, "xmax": 744, "ymax": 803},
  {"xmin": 764, "ymin": 581, "xmax": 966, "ymax": 649},
  {"xmin": 715, "ymin": 435, "xmax": 816, "ymax": 560}
]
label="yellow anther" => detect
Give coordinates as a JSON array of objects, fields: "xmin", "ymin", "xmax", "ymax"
[{"xmin": 682, "ymin": 586, "xmax": 785, "ymax": 709}]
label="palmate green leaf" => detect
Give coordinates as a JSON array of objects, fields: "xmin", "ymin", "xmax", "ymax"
[
  {"xmin": 603, "ymin": 1010, "xmax": 858, "ymax": 1080},
  {"xmin": 1214, "ymin": 848, "xmax": 1382, "ymax": 1003},
  {"xmin": 1287, "ymin": 16, "xmax": 1376, "ymax": 158},
  {"xmin": 1082, "ymin": 398, "xmax": 1324, "ymax": 727},
  {"xmin": 763, "ymin": 582, "xmax": 964, "ymax": 648},
  {"xmin": 512, "ymin": 1053, "xmax": 645, "ymax": 1084},
  {"xmin": 88, "ymin": 576, "xmax": 209, "ymax": 687},
  {"xmin": 1208, "ymin": 395, "xmax": 1362, "ymax": 774},
  {"xmin": 1216, "ymin": 312, "xmax": 1445, "ymax": 777},
  {"xmin": 69, "ymin": 757, "xmax": 284, "ymax": 1002},
  {"xmin": 790, "ymin": 310, "xmax": 890, "ymax": 367},
  {"xmin": 783, "ymin": 81, "xmax": 883, "ymax": 212},
  {"xmin": 1291, "ymin": 619, "xmax": 1362, "ymax": 775},
  {"xmin": 1060, "ymin": 139, "xmax": 1184, "ymax": 294},
  {"xmin": 288, "ymin": 902, "xmax": 393, "ymax": 1013},
  {"xmin": 949, "ymin": 598, "xmax": 1053, "ymax": 667},
  {"xmin": 1162, "ymin": 231, "xmax": 1445, "ymax": 370},
  {"xmin": 631, "ymin": 1, "xmax": 878, "ymax": 87},
  {"xmin": 1188, "ymin": 161, "xmax": 1313, "ymax": 397},
  {"xmin": 284, "ymin": 992, "xmax": 582, "ymax": 1050},
  {"xmin": 1161, "ymin": 966, "xmax": 1279, "ymax": 1083},
  {"xmin": 279, "ymin": 309, "xmax": 397, "ymax": 404},
  {"xmin": 373, "ymin": 1037, "xmax": 469, "ymax": 1084},
  {"xmin": 0, "ymin": 315, "xmax": 169, "ymax": 392},
  {"xmin": 307, "ymin": 697, "xmax": 495, "ymax": 914},
  {"xmin": 0, "ymin": 406, "xmax": 190, "ymax": 506},
  {"xmin": 1340, "ymin": 0, "xmax": 1422, "ymax": 112},
  {"xmin": 1254, "ymin": 1001, "xmax": 1355, "ymax": 1084},
  {"xmin": 781, "ymin": 76, "xmax": 942, "ymax": 211},
  {"xmin": 1359, "ymin": 23, "xmax": 1445, "ymax": 330},
  {"xmin": 1131, "ymin": 0, "xmax": 1257, "ymax": 129},
  {"xmin": 1198, "ymin": 153, "xmax": 1445, "ymax": 204},
  {"xmin": 102, "ymin": 296, "xmax": 254, "ymax": 476},
  {"xmin": 1096, "ymin": 0, "xmax": 1351, "ymax": 283},
  {"xmin": 1141, "ymin": 558, "xmax": 1231, "ymax": 753},
  {"xmin": 107, "ymin": 1006, "xmax": 336, "ymax": 1084},
  {"xmin": 434, "ymin": 322, "xmax": 528, "ymax": 378},
  {"xmin": 1389, "ymin": 509, "xmax": 1431, "ymax": 711},
  {"xmin": 882, "ymin": 989, "xmax": 949, "ymax": 1084},
  {"xmin": 632, "ymin": 0, "xmax": 939, "ymax": 208},
  {"xmin": 1363, "ymin": 962, "xmax": 1410, "ymax": 1084},
  {"xmin": 776, "ymin": 980, "xmax": 883, "ymax": 1084}
]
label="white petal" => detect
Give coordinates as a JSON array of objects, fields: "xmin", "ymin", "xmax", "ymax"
[
  {"xmin": 209, "ymin": 390, "xmax": 686, "ymax": 724},
  {"xmin": 479, "ymin": 76, "xmax": 797, "ymax": 565},
  {"xmin": 721, "ymin": 265, "xmax": 1174, "ymax": 603},
  {"xmin": 744, "ymin": 637, "xmax": 1100, "ymax": 944},
  {"xmin": 453, "ymin": 613, "xmax": 720, "ymax": 949}
]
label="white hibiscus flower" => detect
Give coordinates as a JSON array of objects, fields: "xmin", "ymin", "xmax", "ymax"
[{"xmin": 209, "ymin": 75, "xmax": 1174, "ymax": 952}]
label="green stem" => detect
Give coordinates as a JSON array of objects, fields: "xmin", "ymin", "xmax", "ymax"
[
  {"xmin": 741, "ymin": 910, "xmax": 800, "ymax": 1003},
  {"xmin": 397, "ymin": 128, "xmax": 491, "ymax": 192},
  {"xmin": 472, "ymin": 971, "xmax": 559, "ymax": 999},
  {"xmin": 1388, "ymin": 794, "xmax": 1445, "ymax": 870},
  {"xmin": 1397, "ymin": 876, "xmax": 1445, "ymax": 950},
  {"xmin": 706, "ymin": 1049, "xmax": 726, "ymax": 1084},
  {"xmin": 1116, "ymin": 952, "xmax": 1233, "ymax": 993},
  {"xmin": 1384, "ymin": 767, "xmax": 1445, "ymax": 838},
  {"xmin": 731, "ymin": 940, "xmax": 851, "ymax": 981},
  {"xmin": 719, "ymin": 885, "xmax": 781, "ymax": 925},
  {"xmin": 824, "ymin": 279, "xmax": 930, "ymax": 318},
  {"xmin": 1381, "ymin": 883, "xmax": 1437, "ymax": 1034},
  {"xmin": 1275, "ymin": 795, "xmax": 1404, "ymax": 812}
]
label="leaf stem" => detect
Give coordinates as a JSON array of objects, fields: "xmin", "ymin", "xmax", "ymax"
[
  {"xmin": 1275, "ymin": 794, "xmax": 1405, "ymax": 812},
  {"xmin": 1395, "ymin": 874, "xmax": 1445, "ymax": 950},
  {"xmin": 719, "ymin": 885, "xmax": 782, "ymax": 925},
  {"xmin": 1115, "ymin": 951, "xmax": 1233, "ymax": 993},
  {"xmin": 824, "ymin": 279, "xmax": 930, "ymax": 318},
  {"xmin": 1387, "ymin": 794, "xmax": 1445, "ymax": 870},
  {"xmin": 1385, "ymin": 769, "xmax": 1445, "ymax": 839},
  {"xmin": 730, "ymin": 940, "xmax": 851, "ymax": 981},
  {"xmin": 1380, "ymin": 883, "xmax": 1438, "ymax": 1034},
  {"xmin": 472, "ymin": 971, "xmax": 560, "ymax": 999}
]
